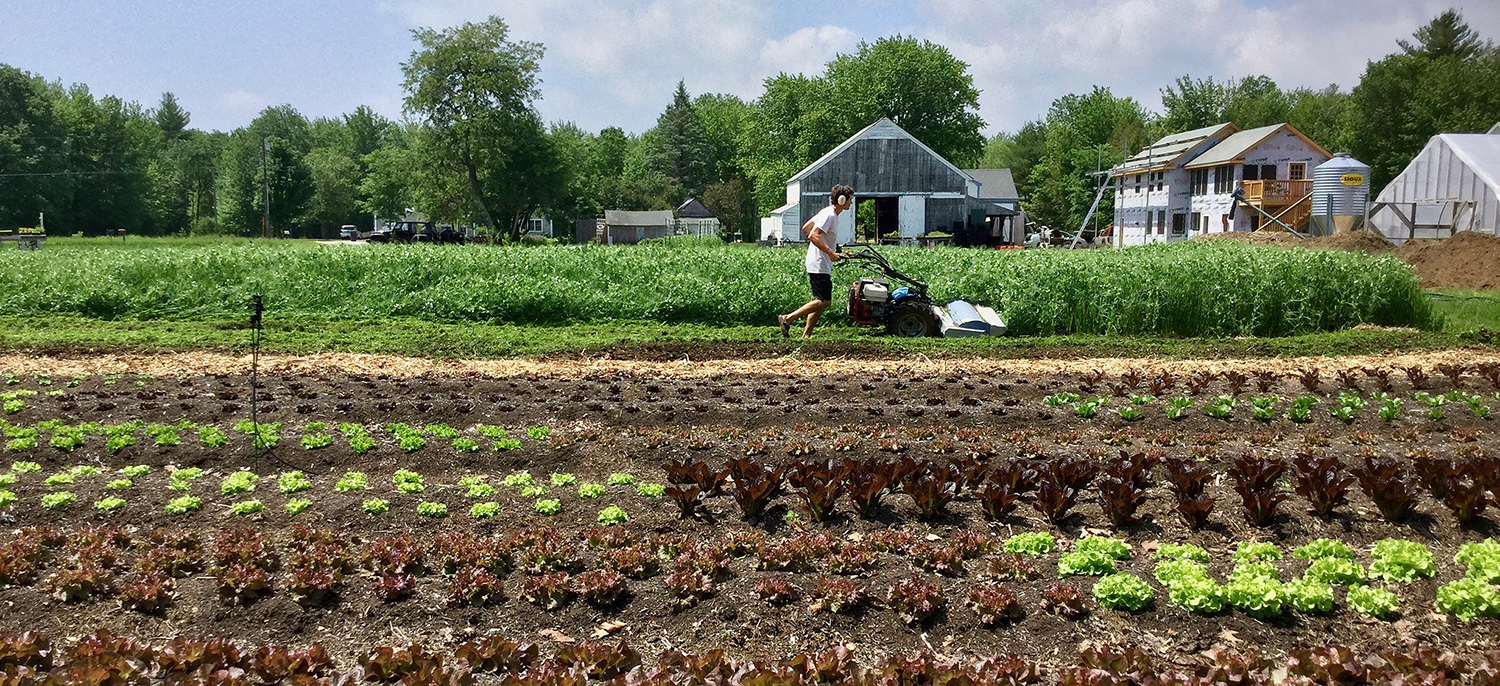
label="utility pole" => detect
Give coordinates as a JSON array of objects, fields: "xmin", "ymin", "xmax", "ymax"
[{"xmin": 261, "ymin": 137, "xmax": 271, "ymax": 239}]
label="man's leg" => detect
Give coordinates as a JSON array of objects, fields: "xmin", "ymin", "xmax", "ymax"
[
  {"xmin": 802, "ymin": 300, "xmax": 829, "ymax": 338},
  {"xmin": 784, "ymin": 299, "xmax": 822, "ymax": 323}
]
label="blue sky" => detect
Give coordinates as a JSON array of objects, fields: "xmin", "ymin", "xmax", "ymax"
[{"xmin": 3, "ymin": 0, "xmax": 1497, "ymax": 136}]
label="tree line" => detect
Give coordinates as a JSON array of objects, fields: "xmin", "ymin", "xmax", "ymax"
[{"xmin": 1, "ymin": 10, "xmax": 1495, "ymax": 240}]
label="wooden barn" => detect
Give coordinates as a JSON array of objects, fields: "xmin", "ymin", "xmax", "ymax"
[{"xmin": 763, "ymin": 118, "xmax": 980, "ymax": 244}]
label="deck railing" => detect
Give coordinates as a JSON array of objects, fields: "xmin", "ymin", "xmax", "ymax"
[{"xmin": 1241, "ymin": 179, "xmax": 1312, "ymax": 205}]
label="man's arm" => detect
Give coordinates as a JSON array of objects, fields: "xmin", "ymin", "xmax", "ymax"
[{"xmin": 808, "ymin": 227, "xmax": 840, "ymax": 260}]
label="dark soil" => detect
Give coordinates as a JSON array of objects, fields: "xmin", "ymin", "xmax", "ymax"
[{"xmin": 2, "ymin": 369, "xmax": 1499, "ymax": 668}]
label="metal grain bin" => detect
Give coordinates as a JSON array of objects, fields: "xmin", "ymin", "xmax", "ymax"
[{"xmin": 1311, "ymin": 153, "xmax": 1371, "ymax": 236}]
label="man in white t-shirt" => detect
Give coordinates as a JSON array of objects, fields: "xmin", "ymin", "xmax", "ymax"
[{"xmin": 778, "ymin": 185, "xmax": 852, "ymax": 338}]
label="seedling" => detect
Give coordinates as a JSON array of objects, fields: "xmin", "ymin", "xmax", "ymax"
[
  {"xmin": 1379, "ymin": 398, "xmax": 1404, "ymax": 421},
  {"xmin": 520, "ymin": 484, "xmax": 548, "ymax": 498},
  {"xmin": 334, "ymin": 471, "xmax": 368, "ymax": 491},
  {"xmin": 0, "ymin": 490, "xmax": 14, "ymax": 507},
  {"xmin": 550, "ymin": 472, "xmax": 578, "ymax": 486},
  {"xmin": 198, "ymin": 426, "xmax": 228, "ymax": 448},
  {"xmin": 10, "ymin": 461, "xmax": 40, "ymax": 473},
  {"xmin": 1117, "ymin": 406, "xmax": 1144, "ymax": 421},
  {"xmin": 284, "ymin": 498, "xmax": 312, "ymax": 515},
  {"xmin": 416, "ymin": 501, "xmax": 448, "ymax": 518},
  {"xmin": 1166, "ymin": 397, "xmax": 1194, "ymax": 420},
  {"xmin": 534, "ymin": 499, "xmax": 561, "ymax": 515},
  {"xmin": 278, "ymin": 471, "xmax": 312, "ymax": 494},
  {"xmin": 608, "ymin": 473, "xmax": 636, "ymax": 485},
  {"xmin": 636, "ymin": 483, "xmax": 664, "ymax": 498},
  {"xmin": 121, "ymin": 465, "xmax": 149, "ymax": 478},
  {"xmin": 502, "ymin": 472, "xmax": 535, "ymax": 488},
  {"xmin": 470, "ymin": 501, "xmax": 501, "ymax": 519},
  {"xmin": 578, "ymin": 483, "xmax": 607, "ymax": 499},
  {"xmin": 230, "ymin": 500, "xmax": 264, "ymax": 515},
  {"xmin": 393, "ymin": 469, "xmax": 425, "ymax": 494},
  {"xmin": 458, "ymin": 475, "xmax": 496, "ymax": 498},
  {"xmin": 41, "ymin": 492, "xmax": 77, "ymax": 509},
  {"xmin": 93, "ymin": 496, "xmax": 126, "ymax": 511},
  {"xmin": 300, "ymin": 433, "xmax": 332, "ymax": 450},
  {"xmin": 526, "ymin": 425, "xmax": 551, "ymax": 440},
  {"xmin": 1044, "ymin": 392, "xmax": 1080, "ymax": 408},
  {"xmin": 221, "ymin": 470, "xmax": 258, "ymax": 495},
  {"xmin": 452, "ymin": 438, "xmax": 479, "ymax": 453},
  {"xmin": 597, "ymin": 505, "xmax": 629, "ymax": 525},
  {"xmin": 494, "ymin": 438, "xmax": 521, "ymax": 451},
  {"xmin": 475, "ymin": 425, "xmax": 508, "ymax": 439},
  {"xmin": 107, "ymin": 479, "xmax": 132, "ymax": 490},
  {"xmin": 424, "ymin": 424, "xmax": 461, "ymax": 439},
  {"xmin": 363, "ymin": 498, "xmax": 390, "ymax": 514}
]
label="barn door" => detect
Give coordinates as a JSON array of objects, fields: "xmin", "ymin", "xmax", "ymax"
[{"xmin": 899, "ymin": 196, "xmax": 926, "ymax": 239}]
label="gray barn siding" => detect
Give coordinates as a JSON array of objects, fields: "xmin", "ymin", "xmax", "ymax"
[
  {"xmin": 926, "ymin": 198, "xmax": 967, "ymax": 233},
  {"xmin": 798, "ymin": 137, "xmax": 968, "ymax": 229}
]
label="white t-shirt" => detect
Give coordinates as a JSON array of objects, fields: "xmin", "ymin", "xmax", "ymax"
[{"xmin": 805, "ymin": 205, "xmax": 839, "ymax": 274}]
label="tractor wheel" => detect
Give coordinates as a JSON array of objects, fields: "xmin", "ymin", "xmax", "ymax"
[{"xmin": 888, "ymin": 301, "xmax": 937, "ymax": 338}]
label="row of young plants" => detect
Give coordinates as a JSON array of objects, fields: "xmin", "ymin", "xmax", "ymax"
[
  {"xmin": 1042, "ymin": 389, "xmax": 1499, "ymax": 423},
  {"xmin": 1069, "ymin": 362, "xmax": 1500, "ymax": 397},
  {"xmin": 1, "ymin": 408, "xmax": 1490, "ymax": 463},
  {"xmin": 3, "ymin": 631, "xmax": 1500, "ymax": 686},
  {"xmin": 0, "ymin": 417, "xmax": 560, "ymax": 455},
  {"xmin": 0, "ymin": 461, "xmax": 655, "ymax": 521},
  {"xmin": 661, "ymin": 449, "xmax": 1500, "ymax": 529},
  {"xmin": 5, "ymin": 522, "xmax": 1500, "ymax": 623}
]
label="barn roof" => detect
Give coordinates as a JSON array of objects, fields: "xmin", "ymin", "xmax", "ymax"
[
  {"xmin": 1184, "ymin": 123, "xmax": 1332, "ymax": 169},
  {"xmin": 963, "ymin": 169, "xmax": 1019, "ymax": 200},
  {"xmin": 1377, "ymin": 134, "xmax": 1500, "ymax": 202},
  {"xmin": 604, "ymin": 210, "xmax": 673, "ymax": 227},
  {"xmin": 788, "ymin": 118, "xmax": 973, "ymax": 186},
  {"xmin": 676, "ymin": 198, "xmax": 715, "ymax": 219},
  {"xmin": 1111, "ymin": 123, "xmax": 1238, "ymax": 176}
]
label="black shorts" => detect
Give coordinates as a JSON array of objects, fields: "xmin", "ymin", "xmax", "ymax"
[{"xmin": 808, "ymin": 273, "xmax": 833, "ymax": 302}]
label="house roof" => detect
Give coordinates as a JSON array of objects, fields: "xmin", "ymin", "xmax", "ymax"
[
  {"xmin": 788, "ymin": 118, "xmax": 973, "ymax": 186},
  {"xmin": 1184, "ymin": 123, "xmax": 1333, "ymax": 169},
  {"xmin": 1111, "ymin": 123, "xmax": 1238, "ymax": 176},
  {"xmin": 604, "ymin": 210, "xmax": 673, "ymax": 226},
  {"xmin": 962, "ymin": 168, "xmax": 1019, "ymax": 200},
  {"xmin": 1489, "ymin": 122, "xmax": 1500, "ymax": 135},
  {"xmin": 676, "ymin": 198, "xmax": 715, "ymax": 219}
]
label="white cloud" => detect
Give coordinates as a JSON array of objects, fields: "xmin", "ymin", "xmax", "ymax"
[
  {"xmin": 384, "ymin": 0, "xmax": 1500, "ymax": 134},
  {"xmin": 389, "ymin": 0, "xmax": 860, "ymax": 131},
  {"xmin": 919, "ymin": 0, "xmax": 1500, "ymax": 132},
  {"xmin": 217, "ymin": 88, "xmax": 268, "ymax": 119}
]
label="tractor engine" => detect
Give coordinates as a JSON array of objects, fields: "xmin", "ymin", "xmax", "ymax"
[{"xmin": 847, "ymin": 277, "xmax": 891, "ymax": 326}]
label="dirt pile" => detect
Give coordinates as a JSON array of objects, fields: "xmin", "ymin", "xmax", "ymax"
[
  {"xmin": 1396, "ymin": 231, "xmax": 1500, "ymax": 290},
  {"xmin": 1305, "ymin": 230, "xmax": 1396, "ymax": 255}
]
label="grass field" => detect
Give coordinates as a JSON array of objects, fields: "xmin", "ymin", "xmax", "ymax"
[{"xmin": 0, "ymin": 237, "xmax": 1436, "ymax": 339}]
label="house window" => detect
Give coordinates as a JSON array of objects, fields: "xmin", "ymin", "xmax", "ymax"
[
  {"xmin": 1189, "ymin": 169, "xmax": 1208, "ymax": 195},
  {"xmin": 1213, "ymin": 165, "xmax": 1234, "ymax": 194},
  {"xmin": 1145, "ymin": 211, "xmax": 1152, "ymax": 234},
  {"xmin": 1171, "ymin": 214, "xmax": 1187, "ymax": 236},
  {"xmin": 1157, "ymin": 210, "xmax": 1167, "ymax": 235},
  {"xmin": 1289, "ymin": 162, "xmax": 1307, "ymax": 180},
  {"xmin": 530, "ymin": 218, "xmax": 544, "ymax": 234},
  {"xmin": 1191, "ymin": 212, "xmax": 1201, "ymax": 233}
]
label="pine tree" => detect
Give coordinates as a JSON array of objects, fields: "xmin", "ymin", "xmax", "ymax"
[
  {"xmin": 154, "ymin": 92, "xmax": 190, "ymax": 141},
  {"xmin": 647, "ymin": 81, "xmax": 714, "ymax": 197}
]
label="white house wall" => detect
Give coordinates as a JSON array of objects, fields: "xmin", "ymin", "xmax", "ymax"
[{"xmin": 1114, "ymin": 168, "xmax": 1193, "ymax": 247}]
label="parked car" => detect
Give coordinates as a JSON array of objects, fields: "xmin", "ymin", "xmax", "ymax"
[
  {"xmin": 368, "ymin": 221, "xmax": 431, "ymax": 244},
  {"xmin": 339, "ymin": 225, "xmax": 361, "ymax": 240}
]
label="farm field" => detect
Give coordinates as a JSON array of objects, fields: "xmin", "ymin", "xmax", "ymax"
[{"xmin": 3, "ymin": 354, "xmax": 1500, "ymax": 682}]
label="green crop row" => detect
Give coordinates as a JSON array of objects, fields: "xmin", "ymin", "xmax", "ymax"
[{"xmin": 0, "ymin": 241, "xmax": 1435, "ymax": 337}]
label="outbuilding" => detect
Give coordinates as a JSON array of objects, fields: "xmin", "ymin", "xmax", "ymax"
[
  {"xmin": 600, "ymin": 210, "xmax": 673, "ymax": 245},
  {"xmin": 761, "ymin": 118, "xmax": 983, "ymax": 245},
  {"xmin": 1369, "ymin": 131, "xmax": 1500, "ymax": 243}
]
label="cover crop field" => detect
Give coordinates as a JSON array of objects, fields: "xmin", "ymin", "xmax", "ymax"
[
  {"xmin": 1, "ymin": 357, "xmax": 1499, "ymax": 683},
  {"xmin": 0, "ymin": 239, "xmax": 1436, "ymax": 337}
]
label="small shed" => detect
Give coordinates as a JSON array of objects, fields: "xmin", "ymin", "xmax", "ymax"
[
  {"xmin": 1370, "ymin": 132, "xmax": 1500, "ymax": 243},
  {"xmin": 602, "ymin": 210, "xmax": 673, "ymax": 245},
  {"xmin": 963, "ymin": 168, "xmax": 1025, "ymax": 246},
  {"xmin": 675, "ymin": 199, "xmax": 720, "ymax": 237}
]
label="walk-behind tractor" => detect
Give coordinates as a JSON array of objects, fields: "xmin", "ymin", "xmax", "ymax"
[{"xmin": 839, "ymin": 245, "xmax": 1006, "ymax": 338}]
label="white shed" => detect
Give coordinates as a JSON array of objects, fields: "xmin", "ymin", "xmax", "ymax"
[{"xmin": 1369, "ymin": 133, "xmax": 1500, "ymax": 244}]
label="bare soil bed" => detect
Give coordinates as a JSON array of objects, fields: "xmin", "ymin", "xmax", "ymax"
[{"xmin": 3, "ymin": 358, "xmax": 1500, "ymax": 680}]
